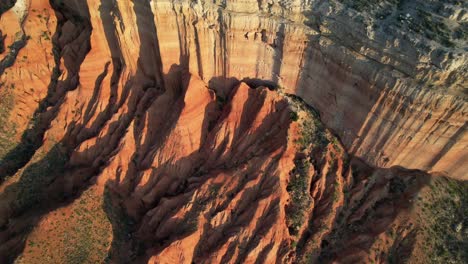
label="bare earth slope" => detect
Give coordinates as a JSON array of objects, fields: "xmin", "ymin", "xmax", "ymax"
[{"xmin": 0, "ymin": 0, "xmax": 466, "ymax": 264}]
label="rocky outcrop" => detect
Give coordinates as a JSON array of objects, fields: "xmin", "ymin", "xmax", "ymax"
[{"xmin": 0, "ymin": 0, "xmax": 466, "ymax": 263}]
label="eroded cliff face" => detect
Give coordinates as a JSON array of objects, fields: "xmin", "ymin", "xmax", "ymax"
[
  {"xmin": 0, "ymin": 0, "xmax": 467, "ymax": 264},
  {"xmin": 152, "ymin": 0, "xmax": 467, "ymax": 178},
  {"xmin": 1, "ymin": 1, "xmax": 467, "ymax": 177}
]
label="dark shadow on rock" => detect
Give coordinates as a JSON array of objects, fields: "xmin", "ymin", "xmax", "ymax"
[
  {"xmin": 387, "ymin": 228, "xmax": 418, "ymax": 264},
  {"xmin": 0, "ymin": 0, "xmax": 16, "ymax": 17},
  {"xmin": 0, "ymin": 34, "xmax": 29, "ymax": 76},
  {"xmin": 170, "ymin": 2, "xmax": 190, "ymax": 69},
  {"xmin": 271, "ymin": 23, "xmax": 285, "ymax": 84},
  {"xmin": 132, "ymin": 0, "xmax": 165, "ymax": 89},
  {"xmin": 297, "ymin": 9, "xmax": 386, "ymax": 163},
  {"xmin": 241, "ymin": 77, "xmax": 279, "ymax": 91},
  {"xmin": 99, "ymin": 0, "xmax": 125, "ymax": 62},
  {"xmin": 208, "ymin": 76, "xmax": 240, "ymax": 97},
  {"xmin": 254, "ymin": 241, "xmax": 275, "ymax": 264},
  {"xmin": 232, "ymin": 86, "xmax": 268, "ymax": 145}
]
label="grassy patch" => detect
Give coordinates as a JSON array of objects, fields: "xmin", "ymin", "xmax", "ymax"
[{"xmin": 285, "ymin": 95, "xmax": 339, "ymax": 236}]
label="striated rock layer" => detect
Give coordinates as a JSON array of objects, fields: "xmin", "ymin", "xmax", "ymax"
[
  {"xmin": 152, "ymin": 0, "xmax": 468, "ymax": 179},
  {"xmin": 0, "ymin": 0, "xmax": 466, "ymax": 264},
  {"xmin": 1, "ymin": 1, "xmax": 467, "ymax": 179}
]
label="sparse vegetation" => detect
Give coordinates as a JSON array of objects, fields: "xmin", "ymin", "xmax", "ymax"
[
  {"xmin": 41, "ymin": 30, "xmax": 51, "ymax": 41},
  {"xmin": 295, "ymin": 117, "xmax": 329, "ymax": 151},
  {"xmin": 286, "ymin": 95, "xmax": 330, "ymax": 152},
  {"xmin": 285, "ymin": 95, "xmax": 340, "ymax": 236},
  {"xmin": 412, "ymin": 9, "xmax": 454, "ymax": 47},
  {"xmin": 332, "ymin": 181, "xmax": 340, "ymax": 202},
  {"xmin": 183, "ymin": 203, "xmax": 203, "ymax": 234},
  {"xmin": 0, "ymin": 83, "xmax": 18, "ymax": 163},
  {"xmin": 209, "ymin": 184, "xmax": 222, "ymax": 198},
  {"xmin": 215, "ymin": 93, "xmax": 227, "ymax": 109},
  {"xmin": 422, "ymin": 178, "xmax": 468, "ymax": 263},
  {"xmin": 339, "ymin": 0, "xmax": 403, "ymax": 12},
  {"xmin": 453, "ymin": 22, "xmax": 468, "ymax": 40},
  {"xmin": 289, "ymin": 111, "xmax": 298, "ymax": 122},
  {"xmin": 339, "ymin": 0, "xmax": 459, "ymax": 48},
  {"xmin": 13, "ymin": 143, "xmax": 68, "ymax": 212},
  {"xmin": 16, "ymin": 188, "xmax": 112, "ymax": 264},
  {"xmin": 103, "ymin": 187, "xmax": 139, "ymax": 262},
  {"xmin": 286, "ymin": 158, "xmax": 311, "ymax": 236},
  {"xmin": 63, "ymin": 189, "xmax": 112, "ymax": 264}
]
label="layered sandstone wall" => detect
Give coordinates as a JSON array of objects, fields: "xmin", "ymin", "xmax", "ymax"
[
  {"xmin": 151, "ymin": 0, "xmax": 467, "ymax": 179},
  {"xmin": 1, "ymin": 0, "xmax": 465, "ymax": 178}
]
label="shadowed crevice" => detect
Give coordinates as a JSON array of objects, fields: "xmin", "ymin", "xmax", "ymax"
[
  {"xmin": 0, "ymin": 0, "xmax": 16, "ymax": 17},
  {"xmin": 0, "ymin": 34, "xmax": 28, "ymax": 76},
  {"xmin": 83, "ymin": 62, "xmax": 110, "ymax": 124},
  {"xmin": 171, "ymin": 3, "xmax": 190, "ymax": 68},
  {"xmin": 193, "ymin": 20, "xmax": 204, "ymax": 79},
  {"xmin": 271, "ymin": 23, "xmax": 285, "ymax": 84}
]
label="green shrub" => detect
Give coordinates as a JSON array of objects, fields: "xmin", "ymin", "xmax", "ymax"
[
  {"xmin": 286, "ymin": 158, "xmax": 311, "ymax": 235},
  {"xmin": 289, "ymin": 111, "xmax": 298, "ymax": 122}
]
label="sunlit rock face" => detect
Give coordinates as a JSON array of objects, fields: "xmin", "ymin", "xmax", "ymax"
[
  {"xmin": 1, "ymin": 0, "xmax": 466, "ymax": 179},
  {"xmin": 153, "ymin": 0, "xmax": 467, "ymax": 179},
  {"xmin": 0, "ymin": 0, "xmax": 466, "ymax": 263}
]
